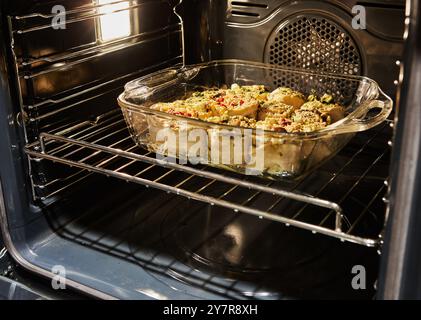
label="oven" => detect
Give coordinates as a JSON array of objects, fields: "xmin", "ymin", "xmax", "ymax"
[{"xmin": 0, "ymin": 0, "xmax": 419, "ymax": 300}]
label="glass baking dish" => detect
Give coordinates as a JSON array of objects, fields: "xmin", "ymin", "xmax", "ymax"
[{"xmin": 117, "ymin": 60, "xmax": 393, "ymax": 180}]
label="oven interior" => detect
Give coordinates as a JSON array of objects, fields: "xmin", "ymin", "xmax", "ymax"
[{"xmin": 0, "ymin": 0, "xmax": 405, "ymax": 299}]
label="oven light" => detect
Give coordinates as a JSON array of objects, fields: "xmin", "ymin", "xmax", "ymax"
[{"xmin": 97, "ymin": 0, "xmax": 131, "ymax": 42}]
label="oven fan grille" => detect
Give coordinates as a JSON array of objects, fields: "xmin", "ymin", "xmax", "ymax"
[{"xmin": 266, "ymin": 15, "xmax": 363, "ymax": 103}]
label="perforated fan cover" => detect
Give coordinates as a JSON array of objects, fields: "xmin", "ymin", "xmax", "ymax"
[{"xmin": 265, "ymin": 14, "xmax": 363, "ymax": 102}]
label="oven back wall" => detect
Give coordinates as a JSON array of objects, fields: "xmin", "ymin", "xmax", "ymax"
[{"xmin": 181, "ymin": 0, "xmax": 404, "ymax": 99}]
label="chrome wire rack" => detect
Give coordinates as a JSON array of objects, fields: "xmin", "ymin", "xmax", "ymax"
[{"xmin": 25, "ymin": 110, "xmax": 391, "ymax": 247}]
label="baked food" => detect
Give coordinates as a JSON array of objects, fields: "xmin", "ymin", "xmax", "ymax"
[
  {"xmin": 145, "ymin": 84, "xmax": 346, "ymax": 177},
  {"xmin": 150, "ymin": 84, "xmax": 345, "ymax": 133}
]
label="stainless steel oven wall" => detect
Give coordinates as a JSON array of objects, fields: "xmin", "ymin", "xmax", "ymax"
[
  {"xmin": 0, "ymin": 0, "xmax": 54, "ymax": 297},
  {"xmin": 0, "ymin": 0, "xmax": 189, "ymax": 299},
  {"xmin": 181, "ymin": 0, "xmax": 405, "ymax": 99},
  {"xmin": 5, "ymin": 0, "xmax": 183, "ymax": 200},
  {"xmin": 10, "ymin": 0, "xmax": 183, "ymax": 141}
]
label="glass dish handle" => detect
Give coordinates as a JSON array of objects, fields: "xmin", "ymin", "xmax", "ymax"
[
  {"xmin": 124, "ymin": 67, "xmax": 182, "ymax": 92},
  {"xmin": 332, "ymin": 90, "xmax": 393, "ymax": 135},
  {"xmin": 122, "ymin": 65, "xmax": 202, "ymax": 102}
]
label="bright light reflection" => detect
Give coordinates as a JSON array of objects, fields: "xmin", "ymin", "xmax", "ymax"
[{"xmin": 98, "ymin": 0, "xmax": 131, "ymax": 42}]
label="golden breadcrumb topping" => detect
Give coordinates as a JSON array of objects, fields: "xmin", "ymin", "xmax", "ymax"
[{"xmin": 150, "ymin": 84, "xmax": 345, "ymax": 133}]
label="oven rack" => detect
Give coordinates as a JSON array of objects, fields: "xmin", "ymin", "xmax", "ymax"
[{"xmin": 24, "ymin": 110, "xmax": 391, "ymax": 247}]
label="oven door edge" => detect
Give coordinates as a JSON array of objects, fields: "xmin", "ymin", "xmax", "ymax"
[{"xmin": 378, "ymin": 0, "xmax": 421, "ymax": 300}]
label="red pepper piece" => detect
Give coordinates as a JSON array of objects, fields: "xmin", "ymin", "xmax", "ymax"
[{"xmin": 279, "ymin": 118, "xmax": 292, "ymax": 126}]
